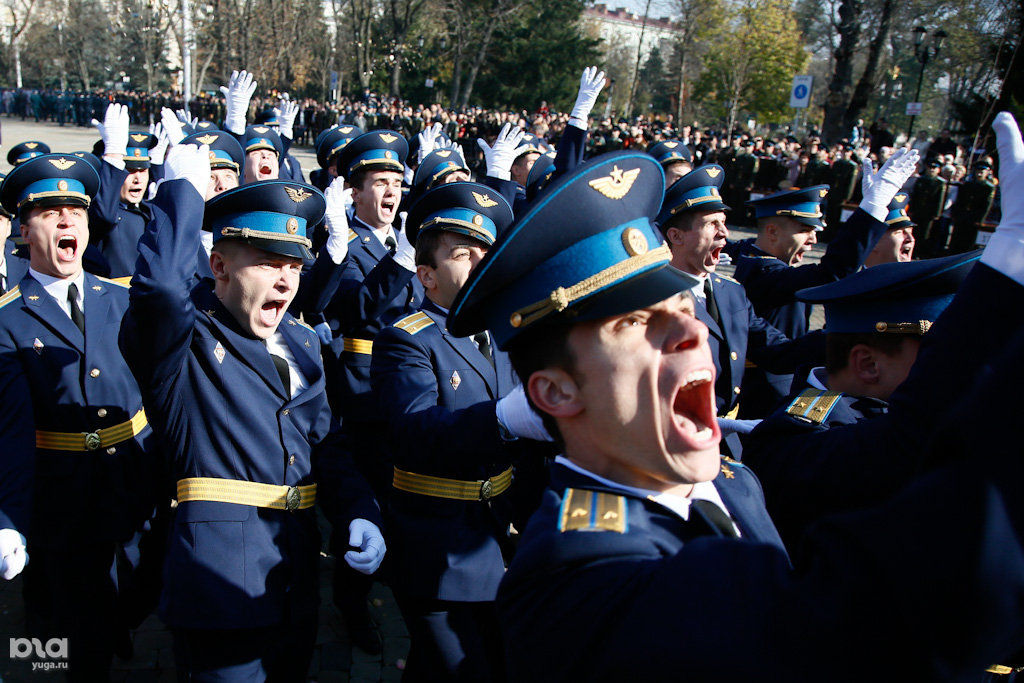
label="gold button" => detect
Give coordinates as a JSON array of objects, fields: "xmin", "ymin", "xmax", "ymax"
[
  {"xmin": 97, "ymin": 408, "xmax": 108, "ymax": 418},
  {"xmin": 730, "ymin": 352, "xmax": 738, "ymax": 361},
  {"xmin": 288, "ymin": 455, "xmax": 296, "ymax": 466},
  {"xmin": 282, "ymin": 409, "xmax": 290, "ymax": 416},
  {"xmin": 89, "ymin": 368, "xmax": 101, "ymax": 378},
  {"xmin": 106, "ymin": 447, "xmax": 116, "ymax": 455},
  {"xmin": 734, "ymin": 386, "xmax": 741, "ymax": 394}
]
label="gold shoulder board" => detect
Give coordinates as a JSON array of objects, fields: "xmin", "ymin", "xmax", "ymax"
[
  {"xmin": 558, "ymin": 488, "xmax": 627, "ymax": 533},
  {"xmin": 785, "ymin": 388, "xmax": 843, "ymax": 424},
  {"xmin": 394, "ymin": 311, "xmax": 434, "ymax": 335}
]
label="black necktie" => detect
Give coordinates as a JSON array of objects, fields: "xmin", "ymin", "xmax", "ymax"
[
  {"xmin": 68, "ymin": 283, "xmax": 85, "ymax": 335},
  {"xmin": 691, "ymin": 499, "xmax": 739, "ymax": 538},
  {"xmin": 262, "ymin": 341, "xmax": 292, "ymax": 397},
  {"xmin": 385, "ymin": 235, "xmax": 397, "ymax": 254},
  {"xmin": 474, "ymin": 331, "xmax": 494, "ymax": 368},
  {"xmin": 703, "ymin": 278, "xmax": 721, "ymax": 327}
]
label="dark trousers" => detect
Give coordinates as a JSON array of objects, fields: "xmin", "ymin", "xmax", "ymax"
[
  {"xmin": 23, "ymin": 544, "xmax": 120, "ymax": 681},
  {"xmin": 172, "ymin": 619, "xmax": 317, "ymax": 682},
  {"xmin": 395, "ymin": 593, "xmax": 505, "ymax": 682}
]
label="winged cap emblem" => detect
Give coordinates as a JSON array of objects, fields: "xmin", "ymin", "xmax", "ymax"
[
  {"xmin": 25, "ymin": 142, "xmax": 37, "ymax": 149},
  {"xmin": 706, "ymin": 167, "xmax": 721, "ymax": 178},
  {"xmin": 131, "ymin": 133, "xmax": 148, "ymax": 142},
  {"xmin": 435, "ymin": 150, "xmax": 451, "ymax": 158},
  {"xmin": 196, "ymin": 134, "xmax": 219, "ymax": 145},
  {"xmin": 378, "ymin": 133, "xmax": 398, "ymax": 143},
  {"xmin": 49, "ymin": 158, "xmax": 76, "ymax": 170},
  {"xmin": 472, "ymin": 191, "xmax": 498, "ymax": 208},
  {"xmin": 340, "ymin": 127, "xmax": 353, "ymax": 133},
  {"xmin": 253, "ymin": 126, "xmax": 269, "ymax": 134},
  {"xmin": 284, "ymin": 187, "xmax": 311, "ymax": 203},
  {"xmin": 588, "ymin": 165, "xmax": 641, "ymax": 200},
  {"xmin": 663, "ymin": 141, "xmax": 678, "ymax": 148},
  {"xmin": 895, "ymin": 194, "xmax": 907, "ymax": 203},
  {"xmin": 819, "ymin": 188, "xmax": 828, "ymax": 198}
]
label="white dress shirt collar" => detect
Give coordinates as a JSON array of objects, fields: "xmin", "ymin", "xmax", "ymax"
[{"xmin": 29, "ymin": 267, "xmax": 85, "ymax": 318}]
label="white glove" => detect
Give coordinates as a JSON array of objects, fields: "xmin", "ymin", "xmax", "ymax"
[
  {"xmin": 219, "ymin": 69, "xmax": 257, "ymax": 135},
  {"xmin": 416, "ymin": 122, "xmax": 444, "ymax": 164},
  {"xmin": 569, "ymin": 66, "xmax": 606, "ymax": 130},
  {"xmin": 717, "ymin": 417, "xmax": 761, "ymax": 436},
  {"xmin": 859, "ymin": 147, "xmax": 919, "ymax": 222},
  {"xmin": 149, "ymin": 123, "xmax": 169, "ymax": 165},
  {"xmin": 981, "ymin": 113, "xmax": 1024, "ymax": 283},
  {"xmin": 0, "ymin": 529, "xmax": 27, "ymax": 580},
  {"xmin": 276, "ymin": 99, "xmax": 299, "ymax": 140},
  {"xmin": 314, "ymin": 322, "xmax": 333, "ymax": 345},
  {"xmin": 323, "ymin": 177, "xmax": 350, "ymax": 265},
  {"xmin": 717, "ymin": 250, "xmax": 732, "ymax": 266},
  {"xmin": 175, "ymin": 108, "xmax": 199, "ymax": 129},
  {"xmin": 163, "ymin": 143, "xmax": 212, "ymax": 198},
  {"xmin": 478, "ymin": 123, "xmax": 525, "ymax": 181},
  {"xmin": 392, "ymin": 225, "xmax": 416, "ymax": 272},
  {"xmin": 496, "ymin": 384, "xmax": 553, "ymax": 441},
  {"xmin": 91, "ymin": 102, "xmax": 130, "ymax": 159},
  {"xmin": 161, "ymin": 107, "xmax": 187, "ymax": 146},
  {"xmin": 344, "ymin": 518, "xmax": 385, "ymax": 575}
]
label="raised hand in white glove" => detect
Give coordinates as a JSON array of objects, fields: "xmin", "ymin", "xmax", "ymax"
[
  {"xmin": 859, "ymin": 147, "xmax": 919, "ymax": 222},
  {"xmin": 163, "ymin": 143, "xmax": 212, "ymax": 198},
  {"xmin": 477, "ymin": 123, "xmax": 526, "ymax": 181},
  {"xmin": 219, "ymin": 69, "xmax": 257, "ymax": 135},
  {"xmin": 496, "ymin": 384, "xmax": 553, "ymax": 441},
  {"xmin": 314, "ymin": 322, "xmax": 333, "ymax": 346},
  {"xmin": 91, "ymin": 102, "xmax": 130, "ymax": 160},
  {"xmin": 276, "ymin": 99, "xmax": 299, "ymax": 140},
  {"xmin": 149, "ymin": 123, "xmax": 169, "ymax": 165},
  {"xmin": 569, "ymin": 66, "xmax": 607, "ymax": 129},
  {"xmin": 416, "ymin": 122, "xmax": 444, "ymax": 164},
  {"xmin": 161, "ymin": 107, "xmax": 187, "ymax": 146},
  {"xmin": 174, "ymin": 109, "xmax": 200, "ymax": 129},
  {"xmin": 0, "ymin": 529, "xmax": 28, "ymax": 580},
  {"xmin": 981, "ymin": 113, "xmax": 1024, "ymax": 282},
  {"xmin": 323, "ymin": 177, "xmax": 350, "ymax": 265},
  {"xmin": 392, "ymin": 225, "xmax": 416, "ymax": 272},
  {"xmin": 344, "ymin": 518, "xmax": 386, "ymax": 575}
]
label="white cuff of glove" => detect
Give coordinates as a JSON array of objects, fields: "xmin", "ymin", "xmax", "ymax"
[
  {"xmin": 858, "ymin": 197, "xmax": 890, "ymax": 223},
  {"xmin": 344, "ymin": 518, "xmax": 386, "ymax": 575},
  {"xmin": 496, "ymin": 384, "xmax": 553, "ymax": 441},
  {"xmin": 981, "ymin": 232, "xmax": 1024, "ymax": 286},
  {"xmin": 103, "ymin": 154, "xmax": 126, "ymax": 171},
  {"xmin": 324, "ymin": 222, "xmax": 349, "ymax": 264},
  {"xmin": 568, "ymin": 116, "xmax": 587, "ymax": 130},
  {"xmin": 224, "ymin": 116, "xmax": 246, "ymax": 136},
  {"xmin": 0, "ymin": 528, "xmax": 28, "ymax": 581},
  {"xmin": 393, "ymin": 217, "xmax": 416, "ymax": 272},
  {"xmin": 488, "ymin": 169, "xmax": 511, "ymax": 181},
  {"xmin": 279, "ymin": 124, "xmax": 294, "ymax": 141}
]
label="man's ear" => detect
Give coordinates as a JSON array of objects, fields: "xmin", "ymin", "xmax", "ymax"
[
  {"xmin": 20, "ymin": 221, "xmax": 29, "ymax": 240},
  {"xmin": 527, "ymin": 368, "xmax": 583, "ymax": 420},
  {"xmin": 209, "ymin": 250, "xmax": 229, "ymax": 283},
  {"xmin": 664, "ymin": 225, "xmax": 685, "ymax": 246},
  {"xmin": 849, "ymin": 344, "xmax": 881, "ymax": 385},
  {"xmin": 416, "ymin": 264, "xmax": 435, "ymax": 291}
]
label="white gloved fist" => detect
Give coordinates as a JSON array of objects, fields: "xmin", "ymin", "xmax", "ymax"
[
  {"xmin": 92, "ymin": 102, "xmax": 130, "ymax": 159},
  {"xmin": 163, "ymin": 143, "xmax": 212, "ymax": 198},
  {"xmin": 392, "ymin": 225, "xmax": 416, "ymax": 272},
  {"xmin": 344, "ymin": 518, "xmax": 386, "ymax": 575},
  {"xmin": 149, "ymin": 123, "xmax": 169, "ymax": 165},
  {"xmin": 161, "ymin": 107, "xmax": 187, "ymax": 146},
  {"xmin": 416, "ymin": 122, "xmax": 444, "ymax": 164},
  {"xmin": 717, "ymin": 417, "xmax": 761, "ymax": 436},
  {"xmin": 314, "ymin": 322, "xmax": 333, "ymax": 346},
  {"xmin": 0, "ymin": 529, "xmax": 28, "ymax": 581},
  {"xmin": 323, "ymin": 177, "xmax": 350, "ymax": 264},
  {"xmin": 569, "ymin": 66, "xmax": 606, "ymax": 129},
  {"xmin": 277, "ymin": 99, "xmax": 299, "ymax": 140},
  {"xmin": 219, "ymin": 69, "xmax": 257, "ymax": 135},
  {"xmin": 981, "ymin": 113, "xmax": 1024, "ymax": 282},
  {"xmin": 859, "ymin": 147, "xmax": 919, "ymax": 222},
  {"xmin": 478, "ymin": 123, "xmax": 526, "ymax": 181},
  {"xmin": 496, "ymin": 384, "xmax": 553, "ymax": 441}
]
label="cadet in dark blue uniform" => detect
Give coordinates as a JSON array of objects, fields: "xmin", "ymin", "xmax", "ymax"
[
  {"xmin": 309, "ymin": 124, "xmax": 362, "ymax": 192},
  {"xmin": 372, "ymin": 181, "xmax": 546, "ymax": 680},
  {"xmin": 119, "ymin": 144, "xmax": 384, "ymax": 681},
  {"xmin": 657, "ymin": 165, "xmax": 823, "ymax": 457},
  {"xmin": 0, "ymin": 154, "xmax": 159, "ymax": 678},
  {"xmin": 254, "ymin": 105, "xmax": 305, "ymax": 182},
  {"xmin": 731, "ymin": 148, "xmax": 920, "ymax": 415},
  {"xmin": 648, "ymin": 137, "xmax": 694, "ymax": 186},
  {"xmin": 743, "ymin": 250, "xmax": 980, "ymax": 547},
  {"xmin": 239, "ymin": 124, "xmax": 286, "ymax": 184},
  {"xmin": 446, "ymin": 114, "xmax": 1024, "ymax": 681},
  {"xmin": 863, "ymin": 192, "xmax": 917, "ymax": 266},
  {"xmin": 411, "ymin": 147, "xmax": 471, "ymax": 197}
]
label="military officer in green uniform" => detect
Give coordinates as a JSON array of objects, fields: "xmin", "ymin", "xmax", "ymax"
[
  {"xmin": 726, "ymin": 140, "xmax": 758, "ymax": 226},
  {"xmin": 825, "ymin": 145, "xmax": 860, "ymax": 240},
  {"xmin": 909, "ymin": 159, "xmax": 948, "ymax": 257},
  {"xmin": 949, "ymin": 161, "xmax": 996, "ymax": 253}
]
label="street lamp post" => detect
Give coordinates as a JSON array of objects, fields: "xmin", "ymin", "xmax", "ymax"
[{"xmin": 906, "ymin": 26, "xmax": 947, "ymax": 140}]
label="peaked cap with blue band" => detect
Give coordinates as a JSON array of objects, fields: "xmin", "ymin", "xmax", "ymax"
[
  {"xmin": 254, "ymin": 109, "xmax": 281, "ymax": 127},
  {"xmin": 648, "ymin": 139, "xmax": 693, "ymax": 166},
  {"xmin": 183, "ymin": 130, "xmax": 244, "ymax": 173},
  {"xmin": 125, "ymin": 132, "xmax": 158, "ymax": 168},
  {"xmin": 413, "ymin": 148, "xmax": 469, "ymax": 193},
  {"xmin": 7, "ymin": 141, "xmax": 51, "ymax": 167},
  {"xmin": 884, "ymin": 192, "xmax": 915, "ymax": 230},
  {"xmin": 796, "ymin": 250, "xmax": 980, "ymax": 335},
  {"xmin": 525, "ymin": 156, "xmax": 556, "ymax": 201},
  {"xmin": 406, "ymin": 181, "xmax": 512, "ymax": 247},
  {"xmin": 203, "ymin": 180, "xmax": 325, "ymax": 264},
  {"xmin": 337, "ymin": 130, "xmax": 408, "ymax": 181},
  {"xmin": 514, "ymin": 132, "xmax": 550, "ymax": 160},
  {"xmin": 316, "ymin": 125, "xmax": 362, "ymax": 170},
  {"xmin": 656, "ymin": 164, "xmax": 730, "ymax": 227},
  {"xmin": 243, "ymin": 125, "xmax": 284, "ymax": 158},
  {"xmin": 748, "ymin": 185, "xmax": 830, "ymax": 229},
  {"xmin": 448, "ymin": 151, "xmax": 700, "ymax": 349},
  {"xmin": 1, "ymin": 153, "xmax": 100, "ymax": 214}
]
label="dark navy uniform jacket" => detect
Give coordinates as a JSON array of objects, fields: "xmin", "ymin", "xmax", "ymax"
[
  {"xmin": 88, "ymin": 160, "xmax": 152, "ymax": 278},
  {"xmin": 120, "ymin": 180, "xmax": 380, "ymax": 630},
  {"xmin": 3, "ymin": 251, "xmax": 29, "ymax": 291},
  {"xmin": 370, "ymin": 301, "xmax": 546, "ymax": 601},
  {"xmin": 0, "ymin": 271, "xmax": 157, "ymax": 547}
]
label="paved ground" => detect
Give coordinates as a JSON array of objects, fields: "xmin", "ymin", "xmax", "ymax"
[{"xmin": 0, "ymin": 117, "xmax": 824, "ymax": 681}]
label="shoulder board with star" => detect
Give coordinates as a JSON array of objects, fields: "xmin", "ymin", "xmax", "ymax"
[
  {"xmin": 714, "ymin": 273, "xmax": 740, "ymax": 285},
  {"xmin": 785, "ymin": 388, "xmax": 844, "ymax": 424},
  {"xmin": 0, "ymin": 286, "xmax": 22, "ymax": 310},
  {"xmin": 718, "ymin": 454, "xmax": 745, "ymax": 480},
  {"xmin": 348, "ymin": 228, "xmax": 358, "ymax": 243},
  {"xmin": 393, "ymin": 311, "xmax": 434, "ymax": 335},
  {"xmin": 96, "ymin": 275, "xmax": 132, "ymax": 288},
  {"xmin": 558, "ymin": 488, "xmax": 628, "ymax": 533}
]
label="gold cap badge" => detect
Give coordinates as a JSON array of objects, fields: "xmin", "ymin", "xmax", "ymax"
[
  {"xmin": 49, "ymin": 158, "xmax": 75, "ymax": 170},
  {"xmin": 379, "ymin": 133, "xmax": 398, "ymax": 143},
  {"xmin": 286, "ymin": 217, "xmax": 299, "ymax": 234},
  {"xmin": 622, "ymin": 227, "xmax": 649, "ymax": 256},
  {"xmin": 472, "ymin": 191, "xmax": 497, "ymax": 208},
  {"xmin": 284, "ymin": 187, "xmax": 311, "ymax": 203},
  {"xmin": 588, "ymin": 165, "xmax": 641, "ymax": 200},
  {"xmin": 706, "ymin": 167, "xmax": 721, "ymax": 178}
]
